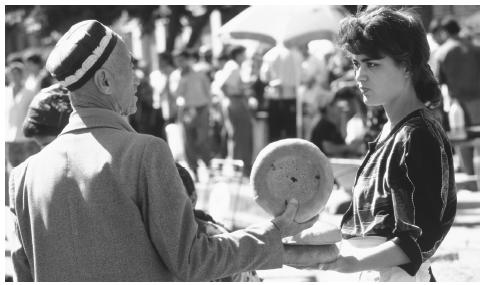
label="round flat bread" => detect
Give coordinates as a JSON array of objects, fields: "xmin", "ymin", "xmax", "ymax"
[
  {"xmin": 250, "ymin": 139, "xmax": 334, "ymax": 223},
  {"xmin": 282, "ymin": 221, "xmax": 342, "ymax": 245},
  {"xmin": 284, "ymin": 244, "xmax": 340, "ymax": 267}
]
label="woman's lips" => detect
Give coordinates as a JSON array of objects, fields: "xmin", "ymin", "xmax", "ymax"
[{"xmin": 359, "ymin": 87, "xmax": 370, "ymax": 94}]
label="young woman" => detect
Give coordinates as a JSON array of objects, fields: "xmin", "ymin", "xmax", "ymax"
[{"xmin": 317, "ymin": 7, "xmax": 457, "ymax": 281}]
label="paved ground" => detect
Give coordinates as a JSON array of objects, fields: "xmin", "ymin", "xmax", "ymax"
[
  {"xmin": 4, "ymin": 159, "xmax": 480, "ymax": 282},
  {"xmin": 194, "ymin": 168, "xmax": 480, "ymax": 282},
  {"xmin": 256, "ymin": 209, "xmax": 480, "ymax": 282}
]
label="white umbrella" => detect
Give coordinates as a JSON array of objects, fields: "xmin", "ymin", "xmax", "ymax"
[
  {"xmin": 219, "ymin": 5, "xmax": 348, "ymax": 47},
  {"xmin": 219, "ymin": 5, "xmax": 348, "ymax": 139}
]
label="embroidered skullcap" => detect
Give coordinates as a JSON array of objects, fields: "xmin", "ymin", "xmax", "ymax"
[
  {"xmin": 46, "ymin": 20, "xmax": 118, "ymax": 91},
  {"xmin": 23, "ymin": 84, "xmax": 73, "ymax": 137}
]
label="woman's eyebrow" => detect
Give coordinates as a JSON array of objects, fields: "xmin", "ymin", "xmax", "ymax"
[
  {"xmin": 353, "ymin": 55, "xmax": 383, "ymax": 62},
  {"xmin": 361, "ymin": 57, "xmax": 380, "ymax": 62},
  {"xmin": 352, "ymin": 57, "xmax": 372, "ymax": 63}
]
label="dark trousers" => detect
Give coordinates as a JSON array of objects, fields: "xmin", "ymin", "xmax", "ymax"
[
  {"xmin": 267, "ymin": 98, "xmax": 297, "ymax": 142},
  {"xmin": 226, "ymin": 96, "xmax": 253, "ymax": 176},
  {"xmin": 183, "ymin": 105, "xmax": 211, "ymax": 174}
]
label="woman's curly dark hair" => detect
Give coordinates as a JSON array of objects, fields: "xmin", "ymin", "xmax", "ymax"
[{"xmin": 337, "ymin": 6, "xmax": 442, "ymax": 109}]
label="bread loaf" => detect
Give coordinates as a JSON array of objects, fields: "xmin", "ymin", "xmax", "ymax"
[
  {"xmin": 250, "ymin": 139, "xmax": 334, "ymax": 223},
  {"xmin": 284, "ymin": 244, "xmax": 340, "ymax": 267},
  {"xmin": 283, "ymin": 221, "xmax": 342, "ymax": 245}
]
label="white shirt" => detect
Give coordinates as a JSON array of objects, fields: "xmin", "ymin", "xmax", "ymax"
[
  {"xmin": 24, "ymin": 74, "xmax": 42, "ymax": 94},
  {"xmin": 5, "ymin": 85, "xmax": 36, "ymax": 142},
  {"xmin": 345, "ymin": 116, "xmax": 366, "ymax": 145},
  {"xmin": 217, "ymin": 60, "xmax": 244, "ymax": 96},
  {"xmin": 260, "ymin": 45, "xmax": 303, "ymax": 87}
]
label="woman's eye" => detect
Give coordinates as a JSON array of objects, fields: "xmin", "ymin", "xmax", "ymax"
[
  {"xmin": 352, "ymin": 61, "xmax": 360, "ymax": 69},
  {"xmin": 367, "ymin": 62, "xmax": 378, "ymax": 68}
]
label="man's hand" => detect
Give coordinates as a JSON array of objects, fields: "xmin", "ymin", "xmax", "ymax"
[{"xmin": 271, "ymin": 199, "xmax": 319, "ymax": 238}]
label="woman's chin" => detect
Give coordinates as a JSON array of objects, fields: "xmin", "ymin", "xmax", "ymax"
[{"xmin": 362, "ymin": 96, "xmax": 373, "ymax": 106}]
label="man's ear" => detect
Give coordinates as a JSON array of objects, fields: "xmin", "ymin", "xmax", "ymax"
[{"xmin": 93, "ymin": 68, "xmax": 113, "ymax": 94}]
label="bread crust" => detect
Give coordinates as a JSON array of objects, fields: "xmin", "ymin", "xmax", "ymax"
[{"xmin": 250, "ymin": 139, "xmax": 334, "ymax": 223}]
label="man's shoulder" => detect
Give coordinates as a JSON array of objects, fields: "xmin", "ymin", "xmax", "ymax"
[
  {"xmin": 57, "ymin": 130, "xmax": 169, "ymax": 157},
  {"xmin": 10, "ymin": 156, "xmax": 32, "ymax": 176},
  {"xmin": 9, "ymin": 153, "xmax": 39, "ymax": 195},
  {"xmin": 131, "ymin": 133, "xmax": 171, "ymax": 153}
]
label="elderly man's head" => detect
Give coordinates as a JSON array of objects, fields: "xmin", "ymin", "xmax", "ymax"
[{"xmin": 46, "ymin": 20, "xmax": 140, "ymax": 116}]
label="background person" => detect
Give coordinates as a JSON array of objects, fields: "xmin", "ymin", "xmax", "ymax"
[
  {"xmin": 5, "ymin": 62, "xmax": 40, "ymax": 204},
  {"xmin": 129, "ymin": 58, "xmax": 167, "ymax": 140},
  {"xmin": 218, "ymin": 45, "xmax": 254, "ymax": 176},
  {"xmin": 173, "ymin": 49, "xmax": 213, "ymax": 180},
  {"xmin": 310, "ymin": 87, "xmax": 365, "ymax": 158},
  {"xmin": 22, "ymin": 84, "xmax": 73, "ymax": 148},
  {"xmin": 434, "ymin": 16, "xmax": 480, "ymax": 176},
  {"xmin": 24, "ymin": 52, "xmax": 55, "ymax": 93},
  {"xmin": 260, "ymin": 44, "xmax": 304, "ymax": 141}
]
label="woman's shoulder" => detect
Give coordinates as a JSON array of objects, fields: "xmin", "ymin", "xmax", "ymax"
[{"xmin": 396, "ymin": 109, "xmax": 449, "ymax": 147}]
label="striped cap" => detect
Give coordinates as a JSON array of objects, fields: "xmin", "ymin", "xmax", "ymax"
[{"xmin": 46, "ymin": 20, "xmax": 118, "ymax": 91}]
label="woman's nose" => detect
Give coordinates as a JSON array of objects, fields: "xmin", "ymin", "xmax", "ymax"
[{"xmin": 355, "ymin": 67, "xmax": 367, "ymax": 82}]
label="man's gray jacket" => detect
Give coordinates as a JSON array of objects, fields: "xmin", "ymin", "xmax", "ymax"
[{"xmin": 9, "ymin": 107, "xmax": 283, "ymax": 281}]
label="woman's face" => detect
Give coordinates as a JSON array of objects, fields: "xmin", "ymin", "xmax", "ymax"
[{"xmin": 351, "ymin": 54, "xmax": 408, "ymax": 107}]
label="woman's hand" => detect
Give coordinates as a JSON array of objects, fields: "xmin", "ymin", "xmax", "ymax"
[
  {"xmin": 287, "ymin": 251, "xmax": 362, "ymax": 273},
  {"xmin": 318, "ymin": 240, "xmax": 411, "ymax": 273}
]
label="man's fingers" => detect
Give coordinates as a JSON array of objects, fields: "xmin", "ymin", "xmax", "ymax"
[
  {"xmin": 318, "ymin": 261, "xmax": 335, "ymax": 271},
  {"xmin": 294, "ymin": 214, "xmax": 319, "ymax": 232},
  {"xmin": 286, "ymin": 263, "xmax": 321, "ymax": 270},
  {"xmin": 282, "ymin": 198, "xmax": 299, "ymax": 220}
]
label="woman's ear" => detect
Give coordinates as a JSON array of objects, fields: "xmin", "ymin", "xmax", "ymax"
[
  {"xmin": 93, "ymin": 68, "xmax": 113, "ymax": 94},
  {"xmin": 404, "ymin": 69, "xmax": 410, "ymax": 78},
  {"xmin": 401, "ymin": 63, "xmax": 411, "ymax": 79}
]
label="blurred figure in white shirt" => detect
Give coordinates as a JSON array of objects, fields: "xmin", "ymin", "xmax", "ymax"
[
  {"xmin": 5, "ymin": 62, "xmax": 40, "ymax": 204},
  {"xmin": 218, "ymin": 45, "xmax": 253, "ymax": 176},
  {"xmin": 260, "ymin": 44, "xmax": 303, "ymax": 141}
]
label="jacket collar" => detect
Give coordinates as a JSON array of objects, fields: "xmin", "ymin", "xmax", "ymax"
[{"xmin": 60, "ymin": 107, "xmax": 136, "ymax": 135}]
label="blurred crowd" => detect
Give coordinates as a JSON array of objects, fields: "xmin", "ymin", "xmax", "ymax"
[
  {"xmin": 5, "ymin": 15, "xmax": 479, "ymax": 188},
  {"xmin": 126, "ymin": 41, "xmax": 379, "ymax": 180}
]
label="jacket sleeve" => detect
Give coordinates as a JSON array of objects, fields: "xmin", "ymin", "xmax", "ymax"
[
  {"xmin": 138, "ymin": 138, "xmax": 284, "ymax": 281},
  {"xmin": 8, "ymin": 166, "xmax": 34, "ymax": 282},
  {"xmin": 388, "ymin": 128, "xmax": 456, "ymax": 276}
]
